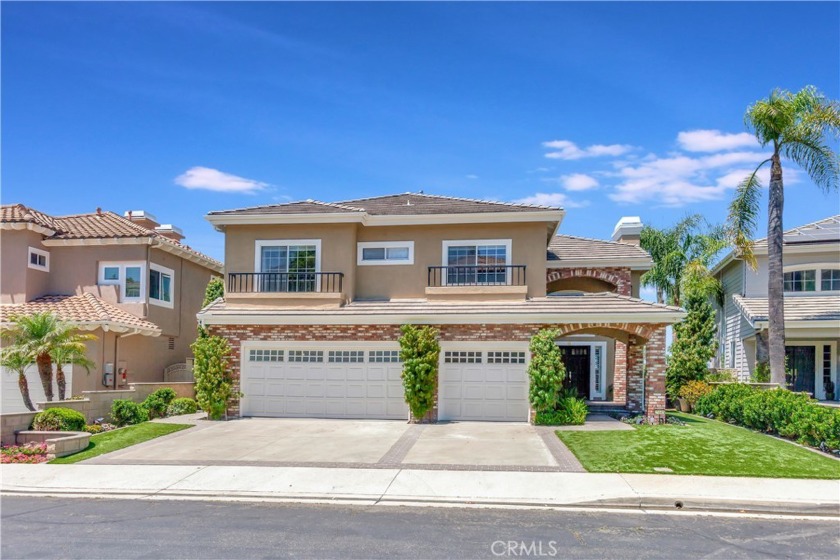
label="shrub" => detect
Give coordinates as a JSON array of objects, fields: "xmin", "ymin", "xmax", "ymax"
[
  {"xmin": 535, "ymin": 396, "xmax": 589, "ymax": 426},
  {"xmin": 751, "ymin": 362, "xmax": 771, "ymax": 383},
  {"xmin": 528, "ymin": 329, "xmax": 566, "ymax": 413},
  {"xmin": 665, "ymin": 292, "xmax": 717, "ymax": 399},
  {"xmin": 84, "ymin": 424, "xmax": 103, "ymax": 434},
  {"xmin": 142, "ymin": 388, "xmax": 178, "ymax": 419},
  {"xmin": 31, "ymin": 408, "xmax": 86, "ymax": 432},
  {"xmin": 203, "ymin": 277, "xmax": 225, "ymax": 307},
  {"xmin": 706, "ymin": 369, "xmax": 737, "ymax": 383},
  {"xmin": 398, "ymin": 325, "xmax": 440, "ymax": 421},
  {"xmin": 694, "ymin": 383, "xmax": 755, "ymax": 422},
  {"xmin": 110, "ymin": 399, "xmax": 149, "ymax": 426},
  {"xmin": 192, "ymin": 335, "xmax": 236, "ymax": 420},
  {"xmin": 167, "ymin": 397, "xmax": 198, "ymax": 416},
  {"xmin": 678, "ymin": 380, "xmax": 713, "ymax": 407}
]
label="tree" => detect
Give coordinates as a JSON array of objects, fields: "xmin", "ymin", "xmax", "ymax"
[
  {"xmin": 398, "ymin": 325, "xmax": 440, "ymax": 421},
  {"xmin": 191, "ymin": 334, "xmax": 235, "ymax": 420},
  {"xmin": 666, "ymin": 291, "xmax": 717, "ymax": 400},
  {"xmin": 0, "ymin": 313, "xmax": 94, "ymax": 402},
  {"xmin": 527, "ymin": 329, "xmax": 566, "ymax": 413},
  {"xmin": 50, "ymin": 341, "xmax": 96, "ymax": 401},
  {"xmin": 0, "ymin": 347, "xmax": 36, "ymax": 411},
  {"xmin": 203, "ymin": 277, "xmax": 224, "ymax": 307},
  {"xmin": 640, "ymin": 215, "xmax": 726, "ymax": 306},
  {"xmin": 727, "ymin": 86, "xmax": 840, "ymax": 385}
]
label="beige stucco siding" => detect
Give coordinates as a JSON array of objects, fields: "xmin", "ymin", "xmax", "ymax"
[
  {"xmin": 47, "ymin": 244, "xmax": 148, "ymax": 298},
  {"xmin": 1, "ymin": 229, "xmax": 51, "ymax": 303}
]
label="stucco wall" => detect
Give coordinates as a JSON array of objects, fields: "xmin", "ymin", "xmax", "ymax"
[{"xmin": 1, "ymin": 229, "xmax": 50, "ymax": 303}]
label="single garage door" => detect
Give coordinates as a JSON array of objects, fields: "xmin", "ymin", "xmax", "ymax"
[
  {"xmin": 438, "ymin": 349, "xmax": 529, "ymax": 422},
  {"xmin": 240, "ymin": 346, "xmax": 408, "ymax": 419}
]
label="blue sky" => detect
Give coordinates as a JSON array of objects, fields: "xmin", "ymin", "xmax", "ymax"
[{"xmin": 3, "ymin": 1, "xmax": 839, "ymax": 261}]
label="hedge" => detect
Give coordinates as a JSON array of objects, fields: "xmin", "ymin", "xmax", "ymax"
[
  {"xmin": 695, "ymin": 384, "xmax": 840, "ymax": 451},
  {"xmin": 32, "ymin": 408, "xmax": 86, "ymax": 432}
]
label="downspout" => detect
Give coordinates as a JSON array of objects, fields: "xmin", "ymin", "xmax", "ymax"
[{"xmin": 113, "ymin": 330, "xmax": 141, "ymax": 389}]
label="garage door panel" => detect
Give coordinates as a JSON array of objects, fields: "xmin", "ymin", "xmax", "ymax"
[{"xmin": 439, "ymin": 350, "xmax": 529, "ymax": 422}]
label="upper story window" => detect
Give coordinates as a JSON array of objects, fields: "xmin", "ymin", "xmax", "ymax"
[
  {"xmin": 357, "ymin": 241, "xmax": 414, "ymax": 265},
  {"xmin": 442, "ymin": 239, "xmax": 511, "ymax": 285},
  {"xmin": 149, "ymin": 263, "xmax": 174, "ymax": 308},
  {"xmin": 27, "ymin": 247, "xmax": 49, "ymax": 272},
  {"xmin": 821, "ymin": 269, "xmax": 840, "ymax": 291},
  {"xmin": 783, "ymin": 265, "xmax": 839, "ymax": 293},
  {"xmin": 255, "ymin": 239, "xmax": 320, "ymax": 292},
  {"xmin": 99, "ymin": 262, "xmax": 145, "ymax": 303}
]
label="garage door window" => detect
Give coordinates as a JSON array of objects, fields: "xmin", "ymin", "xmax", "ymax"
[
  {"xmin": 249, "ymin": 349, "xmax": 283, "ymax": 362},
  {"xmin": 328, "ymin": 350, "xmax": 364, "ymax": 363},
  {"xmin": 369, "ymin": 350, "xmax": 401, "ymax": 363},
  {"xmin": 288, "ymin": 350, "xmax": 324, "ymax": 362},
  {"xmin": 444, "ymin": 351, "xmax": 482, "ymax": 363},
  {"xmin": 487, "ymin": 351, "xmax": 526, "ymax": 364}
]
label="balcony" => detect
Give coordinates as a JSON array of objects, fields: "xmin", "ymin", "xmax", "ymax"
[
  {"xmin": 426, "ymin": 265, "xmax": 528, "ymax": 301},
  {"xmin": 226, "ymin": 272, "xmax": 345, "ymax": 304}
]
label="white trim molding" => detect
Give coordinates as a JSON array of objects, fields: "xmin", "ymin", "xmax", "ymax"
[
  {"xmin": 441, "ymin": 238, "xmax": 513, "ymax": 286},
  {"xmin": 98, "ymin": 261, "xmax": 146, "ymax": 303},
  {"xmin": 556, "ymin": 340, "xmax": 608, "ymax": 400},
  {"xmin": 27, "ymin": 247, "xmax": 50, "ymax": 272},
  {"xmin": 149, "ymin": 262, "xmax": 175, "ymax": 309},
  {"xmin": 357, "ymin": 241, "xmax": 415, "ymax": 266},
  {"xmin": 784, "ymin": 340, "xmax": 837, "ymax": 400},
  {"xmin": 254, "ymin": 239, "xmax": 322, "ymax": 274}
]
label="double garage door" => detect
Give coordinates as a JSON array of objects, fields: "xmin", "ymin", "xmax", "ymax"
[{"xmin": 240, "ymin": 343, "xmax": 530, "ymax": 422}]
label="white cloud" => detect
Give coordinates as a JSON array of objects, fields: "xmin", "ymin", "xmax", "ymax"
[
  {"xmin": 465, "ymin": 174, "xmax": 479, "ymax": 180},
  {"xmin": 560, "ymin": 173, "xmax": 599, "ymax": 191},
  {"xmin": 515, "ymin": 192, "xmax": 589, "ymax": 208},
  {"xmin": 174, "ymin": 166, "xmax": 269, "ymax": 194},
  {"xmin": 677, "ymin": 129, "xmax": 760, "ymax": 152},
  {"xmin": 543, "ymin": 139, "xmax": 635, "ymax": 160}
]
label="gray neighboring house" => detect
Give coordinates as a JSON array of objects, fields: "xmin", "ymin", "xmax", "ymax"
[{"xmin": 711, "ymin": 215, "xmax": 840, "ymax": 400}]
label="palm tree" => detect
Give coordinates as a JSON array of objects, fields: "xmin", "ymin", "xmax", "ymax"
[
  {"xmin": 640, "ymin": 215, "xmax": 727, "ymax": 306},
  {"xmin": 1, "ymin": 312, "xmax": 96, "ymax": 402},
  {"xmin": 50, "ymin": 341, "xmax": 96, "ymax": 401},
  {"xmin": 0, "ymin": 347, "xmax": 36, "ymax": 411},
  {"xmin": 727, "ymin": 86, "xmax": 840, "ymax": 385}
]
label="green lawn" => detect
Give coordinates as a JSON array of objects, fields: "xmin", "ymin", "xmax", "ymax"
[
  {"xmin": 557, "ymin": 413, "xmax": 840, "ymax": 479},
  {"xmin": 50, "ymin": 422, "xmax": 192, "ymax": 464}
]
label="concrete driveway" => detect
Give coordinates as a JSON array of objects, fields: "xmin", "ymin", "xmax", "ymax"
[{"xmin": 89, "ymin": 418, "xmax": 583, "ymax": 471}]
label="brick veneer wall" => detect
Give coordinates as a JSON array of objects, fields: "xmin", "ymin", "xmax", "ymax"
[
  {"xmin": 613, "ymin": 341, "xmax": 627, "ymax": 403},
  {"xmin": 208, "ymin": 322, "xmax": 668, "ymax": 420},
  {"xmin": 546, "ymin": 267, "xmax": 632, "ymax": 296},
  {"xmin": 644, "ymin": 326, "xmax": 667, "ymax": 421}
]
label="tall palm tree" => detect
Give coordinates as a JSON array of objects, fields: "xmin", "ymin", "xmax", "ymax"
[
  {"xmin": 1, "ymin": 312, "xmax": 95, "ymax": 402},
  {"xmin": 50, "ymin": 341, "xmax": 96, "ymax": 401},
  {"xmin": 0, "ymin": 347, "xmax": 36, "ymax": 411},
  {"xmin": 640, "ymin": 215, "xmax": 727, "ymax": 306},
  {"xmin": 728, "ymin": 86, "xmax": 840, "ymax": 385}
]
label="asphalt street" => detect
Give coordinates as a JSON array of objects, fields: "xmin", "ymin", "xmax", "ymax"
[{"xmin": 1, "ymin": 497, "xmax": 838, "ymax": 559}]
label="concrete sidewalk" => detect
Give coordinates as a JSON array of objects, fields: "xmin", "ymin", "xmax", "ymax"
[{"xmin": 2, "ymin": 464, "xmax": 838, "ymax": 516}]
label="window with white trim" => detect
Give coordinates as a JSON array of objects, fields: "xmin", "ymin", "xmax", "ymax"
[
  {"xmin": 783, "ymin": 266, "xmax": 840, "ymax": 293},
  {"xmin": 369, "ymin": 350, "xmax": 401, "ymax": 363},
  {"xmin": 486, "ymin": 351, "xmax": 526, "ymax": 364},
  {"xmin": 255, "ymin": 240, "xmax": 320, "ymax": 292},
  {"xmin": 27, "ymin": 247, "xmax": 49, "ymax": 272},
  {"xmin": 99, "ymin": 262, "xmax": 145, "ymax": 302},
  {"xmin": 249, "ymin": 349, "xmax": 283, "ymax": 362},
  {"xmin": 444, "ymin": 351, "xmax": 482, "ymax": 364},
  {"xmin": 328, "ymin": 350, "xmax": 364, "ymax": 363},
  {"xmin": 149, "ymin": 263, "xmax": 174, "ymax": 308},
  {"xmin": 783, "ymin": 270, "xmax": 816, "ymax": 292},
  {"xmin": 288, "ymin": 350, "xmax": 324, "ymax": 363},
  {"xmin": 821, "ymin": 269, "xmax": 840, "ymax": 292},
  {"xmin": 357, "ymin": 241, "xmax": 414, "ymax": 265},
  {"xmin": 442, "ymin": 239, "xmax": 511, "ymax": 285}
]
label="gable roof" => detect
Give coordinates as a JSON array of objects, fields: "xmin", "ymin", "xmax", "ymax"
[
  {"xmin": 207, "ymin": 200, "xmax": 365, "ymax": 216},
  {"xmin": 336, "ymin": 193, "xmax": 559, "ymax": 215},
  {"xmin": 547, "ymin": 235, "xmax": 652, "ymax": 269},
  {"xmin": 733, "ymin": 294, "xmax": 840, "ymax": 328},
  {"xmin": 0, "ymin": 293, "xmax": 161, "ymax": 336},
  {"xmin": 1, "ymin": 205, "xmax": 222, "ymax": 273}
]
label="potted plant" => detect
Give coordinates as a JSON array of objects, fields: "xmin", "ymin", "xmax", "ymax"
[{"xmin": 825, "ymin": 380, "xmax": 836, "ymax": 401}]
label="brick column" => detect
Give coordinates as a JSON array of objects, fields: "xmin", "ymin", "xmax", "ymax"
[
  {"xmin": 613, "ymin": 341, "xmax": 627, "ymax": 404},
  {"xmin": 644, "ymin": 326, "xmax": 667, "ymax": 422},
  {"xmin": 625, "ymin": 339, "xmax": 645, "ymax": 413}
]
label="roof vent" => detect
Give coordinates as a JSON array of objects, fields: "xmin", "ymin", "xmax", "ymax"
[
  {"xmin": 124, "ymin": 210, "xmax": 159, "ymax": 230},
  {"xmin": 155, "ymin": 224, "xmax": 185, "ymax": 242},
  {"xmin": 611, "ymin": 216, "xmax": 643, "ymax": 245}
]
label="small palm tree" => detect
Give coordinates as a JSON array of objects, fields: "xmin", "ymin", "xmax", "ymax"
[
  {"xmin": 0, "ymin": 347, "xmax": 36, "ymax": 411},
  {"xmin": 1, "ymin": 312, "xmax": 96, "ymax": 402},
  {"xmin": 728, "ymin": 86, "xmax": 840, "ymax": 385},
  {"xmin": 50, "ymin": 340, "xmax": 96, "ymax": 401}
]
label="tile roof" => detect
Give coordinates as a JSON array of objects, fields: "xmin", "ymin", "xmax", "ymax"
[
  {"xmin": 0, "ymin": 204, "xmax": 61, "ymax": 231},
  {"xmin": 200, "ymin": 292, "xmax": 684, "ymax": 325},
  {"xmin": 753, "ymin": 215, "xmax": 840, "ymax": 248},
  {"xmin": 207, "ymin": 192, "xmax": 561, "ymax": 217},
  {"xmin": 0, "ymin": 293, "xmax": 161, "ymax": 336},
  {"xmin": 547, "ymin": 235, "xmax": 652, "ymax": 265},
  {"xmin": 733, "ymin": 294, "xmax": 840, "ymax": 326}
]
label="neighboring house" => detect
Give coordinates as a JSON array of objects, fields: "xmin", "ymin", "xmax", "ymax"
[
  {"xmin": 199, "ymin": 193, "xmax": 684, "ymax": 422},
  {"xmin": 711, "ymin": 215, "xmax": 840, "ymax": 400},
  {"xmin": 1, "ymin": 204, "xmax": 223, "ymax": 411}
]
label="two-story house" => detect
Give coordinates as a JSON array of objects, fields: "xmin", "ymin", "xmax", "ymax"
[
  {"xmin": 712, "ymin": 215, "xmax": 840, "ymax": 401},
  {"xmin": 1, "ymin": 204, "xmax": 223, "ymax": 410},
  {"xmin": 199, "ymin": 193, "xmax": 684, "ymax": 422}
]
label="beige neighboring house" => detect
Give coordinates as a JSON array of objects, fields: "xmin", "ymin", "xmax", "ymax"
[
  {"xmin": 200, "ymin": 193, "xmax": 684, "ymax": 422},
  {"xmin": 712, "ymin": 215, "xmax": 840, "ymax": 400},
  {"xmin": 1, "ymin": 204, "xmax": 223, "ymax": 412}
]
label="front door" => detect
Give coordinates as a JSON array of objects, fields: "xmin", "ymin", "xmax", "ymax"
[
  {"xmin": 559, "ymin": 346, "xmax": 591, "ymax": 399},
  {"xmin": 786, "ymin": 346, "xmax": 816, "ymax": 395}
]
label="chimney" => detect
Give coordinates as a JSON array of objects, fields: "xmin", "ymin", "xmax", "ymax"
[
  {"xmin": 611, "ymin": 216, "xmax": 643, "ymax": 245},
  {"xmin": 154, "ymin": 224, "xmax": 185, "ymax": 242},
  {"xmin": 124, "ymin": 210, "xmax": 159, "ymax": 230}
]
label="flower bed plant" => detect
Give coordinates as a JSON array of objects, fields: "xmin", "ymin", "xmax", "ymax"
[
  {"xmin": 1, "ymin": 442, "xmax": 48, "ymax": 464},
  {"xmin": 535, "ymin": 388, "xmax": 589, "ymax": 425}
]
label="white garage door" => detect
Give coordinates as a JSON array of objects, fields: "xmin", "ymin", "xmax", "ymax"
[
  {"xmin": 439, "ymin": 349, "xmax": 529, "ymax": 422},
  {"xmin": 2, "ymin": 364, "xmax": 73, "ymax": 414},
  {"xmin": 240, "ymin": 346, "xmax": 408, "ymax": 419}
]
